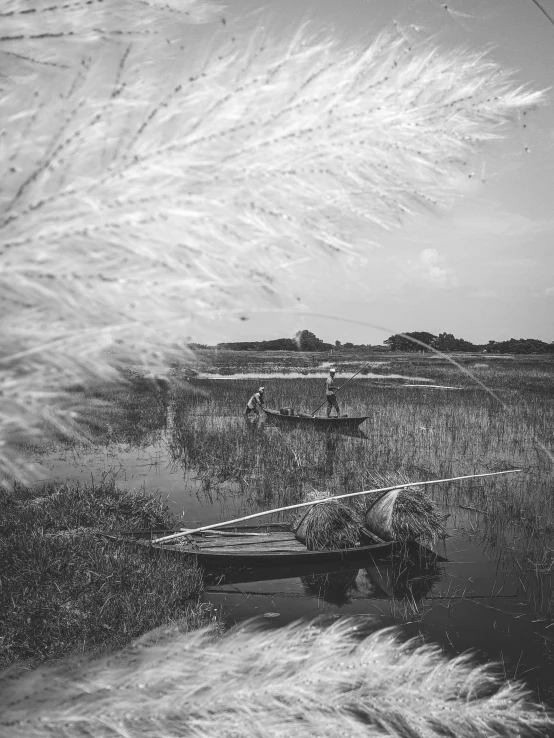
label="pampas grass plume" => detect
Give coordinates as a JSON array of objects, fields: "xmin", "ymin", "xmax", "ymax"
[
  {"xmin": 1, "ymin": 617, "xmax": 552, "ymax": 737},
  {"xmin": 0, "ymin": 0, "xmax": 546, "ymax": 483}
]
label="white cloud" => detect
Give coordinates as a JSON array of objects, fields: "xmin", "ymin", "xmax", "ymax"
[
  {"xmin": 419, "ymin": 248, "xmax": 439, "ymax": 267},
  {"xmin": 545, "ymin": 286, "xmax": 554, "ymax": 296},
  {"xmin": 410, "ymin": 248, "xmax": 458, "ymax": 289}
]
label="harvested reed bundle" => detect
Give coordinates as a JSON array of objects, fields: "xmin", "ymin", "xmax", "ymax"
[
  {"xmin": 292, "ymin": 488, "xmax": 361, "ymax": 550},
  {"xmin": 1, "ymin": 617, "xmax": 553, "ymax": 738},
  {"xmin": 357, "ymin": 472, "xmax": 448, "ymax": 543}
]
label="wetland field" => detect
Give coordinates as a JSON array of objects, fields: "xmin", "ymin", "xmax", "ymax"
[{"xmin": 4, "ymin": 350, "xmax": 554, "ymax": 703}]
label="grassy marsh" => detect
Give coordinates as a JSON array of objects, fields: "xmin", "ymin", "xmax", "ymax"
[
  {"xmin": 166, "ymin": 354, "xmax": 554, "ymax": 695},
  {"xmin": 10, "ymin": 351, "xmax": 554, "ymax": 701},
  {"xmin": 0, "ymin": 480, "xmax": 206, "ymax": 670}
]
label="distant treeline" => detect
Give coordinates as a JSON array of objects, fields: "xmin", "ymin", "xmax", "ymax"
[
  {"xmin": 217, "ymin": 338, "xmax": 301, "ymax": 352},
  {"xmin": 191, "ymin": 329, "xmax": 554, "ymax": 355},
  {"xmin": 215, "ymin": 330, "xmax": 377, "ymax": 352},
  {"xmin": 384, "ymin": 332, "xmax": 554, "ymax": 354}
]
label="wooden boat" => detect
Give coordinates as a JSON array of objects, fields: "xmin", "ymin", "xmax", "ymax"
[
  {"xmin": 99, "ymin": 524, "xmax": 396, "ymax": 569},
  {"xmin": 263, "ymin": 407, "xmax": 370, "ymax": 431}
]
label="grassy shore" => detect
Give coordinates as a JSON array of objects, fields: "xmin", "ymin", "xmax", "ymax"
[{"xmin": 0, "ymin": 480, "xmax": 207, "ymax": 670}]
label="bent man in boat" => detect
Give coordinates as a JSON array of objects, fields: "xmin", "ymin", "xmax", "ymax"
[
  {"xmin": 245, "ymin": 386, "xmax": 265, "ymax": 416},
  {"xmin": 326, "ymin": 369, "xmax": 340, "ymax": 417}
]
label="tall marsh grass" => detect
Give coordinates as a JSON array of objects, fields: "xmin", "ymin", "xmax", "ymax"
[
  {"xmin": 0, "ymin": 0, "xmax": 545, "ymax": 485},
  {"xmin": 166, "ymin": 371, "xmax": 554, "ymax": 620},
  {"xmin": 0, "ymin": 480, "xmax": 205, "ymax": 669}
]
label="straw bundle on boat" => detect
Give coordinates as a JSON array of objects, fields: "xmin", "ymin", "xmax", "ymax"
[
  {"xmin": 291, "ymin": 489, "xmax": 361, "ymax": 550},
  {"xmin": 358, "ymin": 472, "xmax": 448, "ymax": 544}
]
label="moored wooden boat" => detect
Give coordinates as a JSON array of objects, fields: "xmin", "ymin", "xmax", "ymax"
[
  {"xmin": 99, "ymin": 524, "xmax": 395, "ymax": 569},
  {"xmin": 263, "ymin": 407, "xmax": 369, "ymax": 431}
]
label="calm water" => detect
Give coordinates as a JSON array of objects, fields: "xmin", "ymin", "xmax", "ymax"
[{"xmin": 31, "ymin": 425, "xmax": 554, "ymax": 703}]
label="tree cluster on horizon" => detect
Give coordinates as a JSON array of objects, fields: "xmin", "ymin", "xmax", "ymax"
[
  {"xmin": 384, "ymin": 332, "xmax": 554, "ymax": 354},
  {"xmin": 213, "ymin": 329, "xmax": 554, "ymax": 354}
]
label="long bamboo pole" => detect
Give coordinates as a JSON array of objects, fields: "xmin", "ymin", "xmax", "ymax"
[
  {"xmin": 152, "ymin": 468, "xmax": 522, "ymax": 544},
  {"xmin": 311, "ymin": 361, "xmax": 373, "ymax": 416}
]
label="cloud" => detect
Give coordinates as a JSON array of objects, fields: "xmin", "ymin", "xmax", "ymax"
[
  {"xmin": 471, "ymin": 289, "xmax": 497, "ymax": 299},
  {"xmin": 419, "ymin": 248, "xmax": 439, "ymax": 267},
  {"xmin": 545, "ymin": 286, "xmax": 554, "ymax": 296},
  {"xmin": 410, "ymin": 248, "xmax": 458, "ymax": 289},
  {"xmin": 451, "ymin": 209, "xmax": 554, "ymax": 239}
]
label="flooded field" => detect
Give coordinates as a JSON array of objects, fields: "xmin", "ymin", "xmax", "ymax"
[{"xmin": 26, "ymin": 357, "xmax": 554, "ymax": 703}]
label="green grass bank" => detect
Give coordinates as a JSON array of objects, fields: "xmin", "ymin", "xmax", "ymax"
[{"xmin": 0, "ymin": 480, "xmax": 207, "ymax": 670}]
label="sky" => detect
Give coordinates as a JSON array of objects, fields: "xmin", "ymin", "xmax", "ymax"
[{"xmin": 193, "ymin": 0, "xmax": 554, "ymax": 346}]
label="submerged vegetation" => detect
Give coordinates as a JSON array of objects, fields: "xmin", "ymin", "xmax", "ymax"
[{"xmin": 0, "ymin": 481, "xmax": 205, "ymax": 669}]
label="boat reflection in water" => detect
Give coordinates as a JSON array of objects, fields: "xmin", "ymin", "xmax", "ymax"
[
  {"xmin": 203, "ymin": 548, "xmax": 444, "ymax": 623},
  {"xmin": 300, "ymin": 552, "xmax": 442, "ymax": 606}
]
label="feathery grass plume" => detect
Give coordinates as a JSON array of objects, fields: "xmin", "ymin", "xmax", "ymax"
[
  {"xmin": 0, "ymin": 0, "xmax": 225, "ymax": 75},
  {"xmin": 1, "ymin": 617, "xmax": 553, "ymax": 737},
  {"xmin": 0, "ymin": 11, "xmax": 546, "ymax": 485},
  {"xmin": 356, "ymin": 471, "xmax": 448, "ymax": 543},
  {"xmin": 292, "ymin": 488, "xmax": 362, "ymax": 550}
]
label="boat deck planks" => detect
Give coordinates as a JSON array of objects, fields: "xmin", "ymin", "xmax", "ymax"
[
  {"xmin": 175, "ymin": 532, "xmax": 304, "ymax": 553},
  {"xmin": 98, "ymin": 525, "xmax": 413, "ymax": 568}
]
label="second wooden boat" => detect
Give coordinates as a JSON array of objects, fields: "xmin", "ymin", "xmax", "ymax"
[{"xmin": 263, "ymin": 408, "xmax": 369, "ymax": 431}]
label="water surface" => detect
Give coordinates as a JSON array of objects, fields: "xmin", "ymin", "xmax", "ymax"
[{"xmin": 32, "ymin": 424, "xmax": 554, "ymax": 704}]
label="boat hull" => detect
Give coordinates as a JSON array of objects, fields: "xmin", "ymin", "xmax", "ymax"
[
  {"xmin": 99, "ymin": 524, "xmax": 393, "ymax": 569},
  {"xmin": 263, "ymin": 408, "xmax": 369, "ymax": 431}
]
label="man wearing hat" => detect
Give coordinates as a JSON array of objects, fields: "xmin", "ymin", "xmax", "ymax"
[
  {"xmin": 245, "ymin": 386, "xmax": 265, "ymax": 416},
  {"xmin": 325, "ymin": 368, "xmax": 340, "ymax": 417}
]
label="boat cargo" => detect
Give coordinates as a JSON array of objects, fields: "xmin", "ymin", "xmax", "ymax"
[{"xmin": 99, "ymin": 524, "xmax": 398, "ymax": 569}]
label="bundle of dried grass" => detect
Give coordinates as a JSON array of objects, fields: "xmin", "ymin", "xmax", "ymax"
[
  {"xmin": 1, "ymin": 617, "xmax": 552, "ymax": 738},
  {"xmin": 292, "ymin": 488, "xmax": 362, "ymax": 550},
  {"xmin": 356, "ymin": 472, "xmax": 448, "ymax": 543},
  {"xmin": 1, "ymin": 1, "xmax": 545, "ymax": 486}
]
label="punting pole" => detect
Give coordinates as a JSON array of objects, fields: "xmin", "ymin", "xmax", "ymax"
[
  {"xmin": 152, "ymin": 468, "xmax": 522, "ymax": 544},
  {"xmin": 311, "ymin": 360, "xmax": 374, "ymax": 416}
]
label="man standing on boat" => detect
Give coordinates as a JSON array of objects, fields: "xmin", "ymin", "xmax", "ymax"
[
  {"xmin": 245, "ymin": 386, "xmax": 265, "ymax": 416},
  {"xmin": 326, "ymin": 368, "xmax": 340, "ymax": 417}
]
